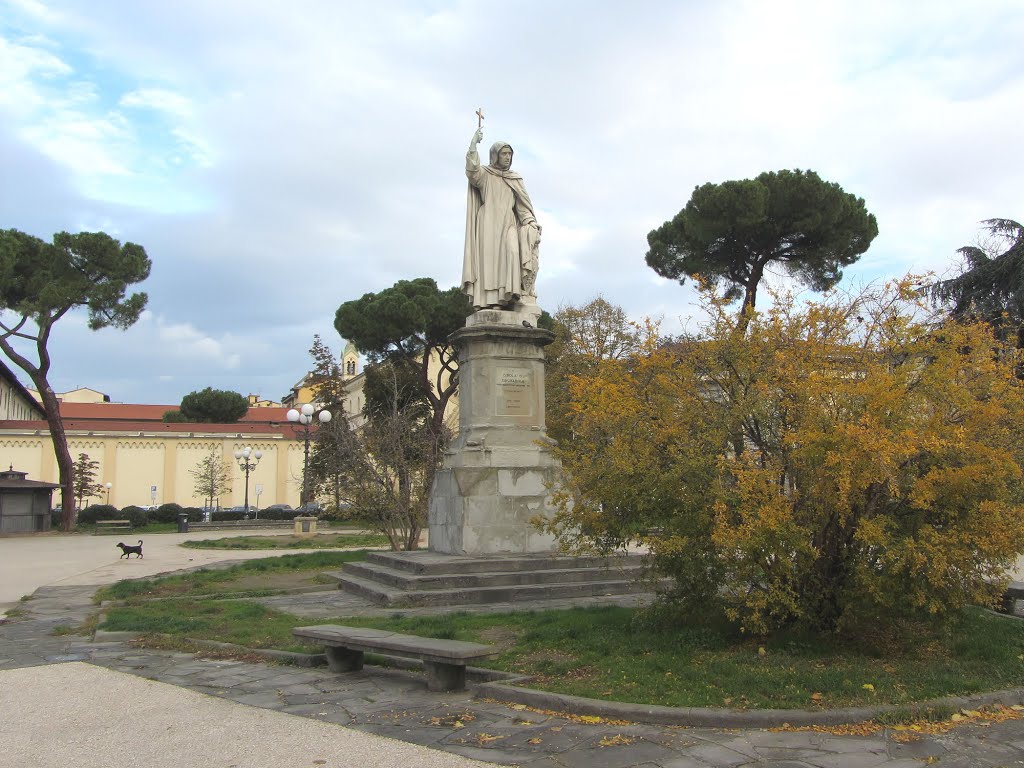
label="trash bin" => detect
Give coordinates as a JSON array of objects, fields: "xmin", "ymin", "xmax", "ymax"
[{"xmin": 177, "ymin": 512, "xmax": 189, "ymax": 533}]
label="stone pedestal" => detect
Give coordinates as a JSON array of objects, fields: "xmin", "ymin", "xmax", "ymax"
[{"xmin": 428, "ymin": 309, "xmax": 560, "ymax": 555}]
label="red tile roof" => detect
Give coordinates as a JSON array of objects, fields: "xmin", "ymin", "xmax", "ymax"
[
  {"xmin": 0, "ymin": 418, "xmax": 304, "ymax": 437},
  {"xmin": 0, "ymin": 402, "xmax": 308, "ymax": 437},
  {"xmin": 57, "ymin": 402, "xmax": 293, "ymax": 424}
]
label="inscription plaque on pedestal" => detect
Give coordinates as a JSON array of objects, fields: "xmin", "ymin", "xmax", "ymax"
[{"xmin": 497, "ymin": 367, "xmax": 531, "ymax": 417}]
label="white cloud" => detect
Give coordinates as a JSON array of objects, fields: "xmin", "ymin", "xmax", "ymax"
[{"xmin": 120, "ymin": 87, "xmax": 193, "ymax": 117}]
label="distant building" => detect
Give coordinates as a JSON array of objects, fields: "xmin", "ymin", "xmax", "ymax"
[
  {"xmin": 0, "ymin": 337, "xmax": 459, "ymax": 511},
  {"xmin": 247, "ymin": 394, "xmax": 282, "ymax": 408},
  {"xmin": 0, "ymin": 360, "xmax": 45, "ymax": 421},
  {"xmin": 25, "ymin": 386, "xmax": 111, "ymax": 404},
  {"xmin": 0, "ymin": 467, "xmax": 58, "ymax": 533},
  {"xmin": 282, "ymin": 341, "xmax": 361, "ymax": 409},
  {"xmin": 279, "ymin": 341, "xmax": 458, "ymax": 433},
  {"xmin": 0, "ymin": 401, "xmax": 309, "ymax": 509}
]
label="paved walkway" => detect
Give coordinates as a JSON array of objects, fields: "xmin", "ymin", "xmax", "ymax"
[{"xmin": 4, "ymin": 533, "xmax": 1024, "ymax": 767}]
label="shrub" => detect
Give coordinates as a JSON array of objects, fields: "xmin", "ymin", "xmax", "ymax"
[
  {"xmin": 119, "ymin": 505, "xmax": 149, "ymax": 528},
  {"xmin": 317, "ymin": 503, "xmax": 355, "ymax": 521},
  {"xmin": 181, "ymin": 506, "xmax": 204, "ymax": 522},
  {"xmin": 148, "ymin": 503, "xmax": 185, "ymax": 523},
  {"xmin": 259, "ymin": 506, "xmax": 301, "ymax": 521},
  {"xmin": 212, "ymin": 509, "xmax": 248, "ymax": 521},
  {"xmin": 549, "ymin": 279, "xmax": 1024, "ymax": 636},
  {"xmin": 78, "ymin": 504, "xmax": 121, "ymax": 525}
]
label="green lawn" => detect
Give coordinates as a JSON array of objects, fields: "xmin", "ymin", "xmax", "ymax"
[
  {"xmin": 96, "ymin": 551, "xmax": 367, "ymax": 600},
  {"xmin": 93, "ymin": 553, "xmax": 1024, "ymax": 711}
]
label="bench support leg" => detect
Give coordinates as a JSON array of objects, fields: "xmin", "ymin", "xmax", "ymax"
[
  {"xmin": 324, "ymin": 646, "xmax": 364, "ymax": 672},
  {"xmin": 423, "ymin": 661, "xmax": 466, "ymax": 692}
]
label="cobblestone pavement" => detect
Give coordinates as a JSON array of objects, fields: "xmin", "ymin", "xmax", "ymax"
[{"xmin": 5, "ymin": 585, "xmax": 1024, "ymax": 767}]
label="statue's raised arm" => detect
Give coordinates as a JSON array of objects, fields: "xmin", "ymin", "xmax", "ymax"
[{"xmin": 462, "ymin": 116, "xmax": 541, "ymax": 312}]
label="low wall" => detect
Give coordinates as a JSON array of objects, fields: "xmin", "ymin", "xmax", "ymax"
[{"xmin": 188, "ymin": 520, "xmax": 295, "ymax": 531}]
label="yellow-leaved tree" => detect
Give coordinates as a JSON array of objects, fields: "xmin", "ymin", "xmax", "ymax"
[{"xmin": 544, "ymin": 280, "xmax": 1024, "ymax": 635}]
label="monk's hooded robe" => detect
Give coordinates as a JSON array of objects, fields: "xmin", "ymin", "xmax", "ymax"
[{"xmin": 463, "ymin": 141, "xmax": 540, "ymax": 309}]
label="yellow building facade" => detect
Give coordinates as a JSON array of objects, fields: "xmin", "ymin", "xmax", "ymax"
[{"xmin": 0, "ymin": 403, "xmax": 309, "ymax": 509}]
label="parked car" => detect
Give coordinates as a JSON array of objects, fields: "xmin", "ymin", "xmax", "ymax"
[
  {"xmin": 295, "ymin": 502, "xmax": 321, "ymax": 514},
  {"xmin": 224, "ymin": 505, "xmax": 256, "ymax": 514},
  {"xmin": 261, "ymin": 504, "xmax": 292, "ymax": 512}
]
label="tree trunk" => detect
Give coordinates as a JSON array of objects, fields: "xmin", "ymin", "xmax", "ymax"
[
  {"xmin": 737, "ymin": 261, "xmax": 765, "ymax": 334},
  {"xmin": 35, "ymin": 383, "xmax": 75, "ymax": 531}
]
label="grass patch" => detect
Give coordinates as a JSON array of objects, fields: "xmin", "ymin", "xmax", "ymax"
[
  {"xmin": 181, "ymin": 533, "xmax": 389, "ymax": 550},
  {"xmin": 97, "ymin": 578, "xmax": 1024, "ymax": 711},
  {"xmin": 77, "ymin": 522, "xmax": 178, "ymax": 534},
  {"xmin": 95, "ymin": 550, "xmax": 368, "ymax": 602},
  {"xmin": 101, "ymin": 600, "xmax": 317, "ymax": 652}
]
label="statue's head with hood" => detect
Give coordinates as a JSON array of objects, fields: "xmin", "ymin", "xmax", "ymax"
[{"xmin": 488, "ymin": 142, "xmax": 513, "ymax": 171}]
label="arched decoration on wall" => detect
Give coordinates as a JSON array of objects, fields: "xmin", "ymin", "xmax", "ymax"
[
  {"xmin": 177, "ymin": 441, "xmax": 221, "ymax": 453},
  {"xmin": 116, "ymin": 441, "xmax": 166, "ymax": 451},
  {"xmin": 68, "ymin": 440, "xmax": 105, "ymax": 452},
  {"xmin": 0, "ymin": 439, "xmax": 44, "ymax": 449}
]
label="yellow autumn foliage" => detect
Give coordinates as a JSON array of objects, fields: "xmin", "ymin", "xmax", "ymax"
[{"xmin": 547, "ymin": 280, "xmax": 1024, "ymax": 634}]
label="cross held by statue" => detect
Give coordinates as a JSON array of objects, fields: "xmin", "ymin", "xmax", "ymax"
[{"xmin": 476, "ymin": 107, "xmax": 485, "ymax": 127}]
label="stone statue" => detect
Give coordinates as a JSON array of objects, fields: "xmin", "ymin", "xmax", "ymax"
[{"xmin": 462, "ymin": 117, "xmax": 541, "ymax": 310}]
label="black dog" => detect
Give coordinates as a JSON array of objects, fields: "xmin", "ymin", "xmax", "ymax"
[{"xmin": 117, "ymin": 540, "xmax": 144, "ymax": 559}]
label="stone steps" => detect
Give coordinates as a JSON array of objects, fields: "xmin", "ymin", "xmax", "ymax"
[
  {"xmin": 328, "ymin": 551, "xmax": 659, "ymax": 607},
  {"xmin": 336, "ymin": 560, "xmax": 648, "ymax": 590}
]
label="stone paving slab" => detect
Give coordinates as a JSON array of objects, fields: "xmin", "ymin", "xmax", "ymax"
[{"xmin": 8, "ymin": 585, "xmax": 1024, "ymax": 766}]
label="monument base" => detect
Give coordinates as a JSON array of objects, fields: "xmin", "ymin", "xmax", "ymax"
[
  {"xmin": 429, "ymin": 449, "xmax": 561, "ymax": 555},
  {"xmin": 428, "ymin": 309, "xmax": 560, "ymax": 555}
]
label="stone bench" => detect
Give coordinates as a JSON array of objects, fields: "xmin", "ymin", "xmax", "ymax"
[
  {"xmin": 292, "ymin": 624, "xmax": 496, "ymax": 692},
  {"xmin": 94, "ymin": 520, "xmax": 133, "ymax": 534}
]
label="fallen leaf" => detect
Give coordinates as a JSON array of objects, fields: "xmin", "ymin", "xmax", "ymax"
[
  {"xmin": 475, "ymin": 733, "xmax": 506, "ymax": 745},
  {"xmin": 578, "ymin": 715, "xmax": 602, "ymax": 724},
  {"xmin": 757, "ymin": 646, "xmax": 767, "ymax": 657},
  {"xmin": 862, "ymin": 683, "xmax": 875, "ymax": 692},
  {"xmin": 599, "ymin": 734, "xmax": 635, "ymax": 747},
  {"xmin": 527, "ymin": 738, "xmax": 542, "ymax": 745},
  {"xmin": 810, "ymin": 693, "xmax": 823, "ymax": 702}
]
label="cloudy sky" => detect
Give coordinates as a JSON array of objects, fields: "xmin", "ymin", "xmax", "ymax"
[{"xmin": 1, "ymin": 0, "xmax": 1021, "ymax": 406}]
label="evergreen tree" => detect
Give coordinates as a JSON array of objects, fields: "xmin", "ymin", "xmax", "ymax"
[
  {"xmin": 646, "ymin": 169, "xmax": 878, "ymax": 326},
  {"xmin": 168, "ymin": 388, "xmax": 249, "ymax": 423},
  {"xmin": 0, "ymin": 229, "xmax": 150, "ymax": 530},
  {"xmin": 72, "ymin": 452, "xmax": 105, "ymax": 512},
  {"xmin": 928, "ymin": 218, "xmax": 1024, "ymax": 349}
]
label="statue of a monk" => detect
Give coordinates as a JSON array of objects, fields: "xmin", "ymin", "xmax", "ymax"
[{"xmin": 463, "ymin": 127, "xmax": 541, "ymax": 310}]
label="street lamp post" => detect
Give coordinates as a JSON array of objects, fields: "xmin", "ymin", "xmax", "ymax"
[
  {"xmin": 105, "ymin": 482, "xmax": 112, "ymax": 505},
  {"xmin": 286, "ymin": 403, "xmax": 332, "ymax": 508},
  {"xmin": 233, "ymin": 446, "xmax": 262, "ymax": 517}
]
